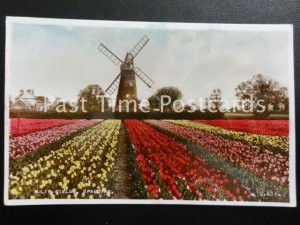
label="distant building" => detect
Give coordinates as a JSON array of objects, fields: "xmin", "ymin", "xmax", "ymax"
[
  {"xmin": 267, "ymin": 102, "xmax": 286, "ymax": 112},
  {"xmin": 267, "ymin": 103, "xmax": 274, "ymax": 112},
  {"xmin": 278, "ymin": 102, "xmax": 285, "ymax": 111},
  {"xmin": 10, "ymin": 89, "xmax": 50, "ymax": 111}
]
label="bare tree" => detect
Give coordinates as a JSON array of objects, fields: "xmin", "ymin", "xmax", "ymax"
[
  {"xmin": 235, "ymin": 74, "xmax": 288, "ymax": 116},
  {"xmin": 209, "ymin": 89, "xmax": 223, "ymax": 111}
]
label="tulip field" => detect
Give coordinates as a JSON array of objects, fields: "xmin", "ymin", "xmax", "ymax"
[{"xmin": 8, "ymin": 118, "xmax": 290, "ymax": 202}]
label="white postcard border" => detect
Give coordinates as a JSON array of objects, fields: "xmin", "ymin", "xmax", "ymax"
[{"xmin": 4, "ymin": 17, "xmax": 296, "ymax": 207}]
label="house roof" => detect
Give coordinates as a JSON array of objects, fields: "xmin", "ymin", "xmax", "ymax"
[
  {"xmin": 13, "ymin": 98, "xmax": 37, "ymax": 107},
  {"xmin": 19, "ymin": 92, "xmax": 35, "ymax": 99}
]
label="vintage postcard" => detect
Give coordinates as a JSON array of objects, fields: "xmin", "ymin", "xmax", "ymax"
[{"xmin": 4, "ymin": 17, "xmax": 296, "ymax": 206}]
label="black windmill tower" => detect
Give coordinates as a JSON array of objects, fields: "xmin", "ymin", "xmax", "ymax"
[{"xmin": 98, "ymin": 35, "xmax": 154, "ymax": 111}]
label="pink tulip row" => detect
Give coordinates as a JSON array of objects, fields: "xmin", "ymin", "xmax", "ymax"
[
  {"xmin": 195, "ymin": 119, "xmax": 288, "ymax": 136},
  {"xmin": 9, "ymin": 119, "xmax": 101, "ymax": 159},
  {"xmin": 10, "ymin": 118, "xmax": 77, "ymax": 137},
  {"xmin": 145, "ymin": 120, "xmax": 289, "ymax": 185},
  {"xmin": 126, "ymin": 120, "xmax": 251, "ymax": 201}
]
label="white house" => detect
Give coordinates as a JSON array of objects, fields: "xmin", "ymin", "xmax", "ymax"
[{"xmin": 11, "ymin": 89, "xmax": 50, "ymax": 111}]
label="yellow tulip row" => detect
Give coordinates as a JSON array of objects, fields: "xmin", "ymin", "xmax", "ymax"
[
  {"xmin": 168, "ymin": 120, "xmax": 288, "ymax": 154},
  {"xmin": 9, "ymin": 120, "xmax": 121, "ymax": 199}
]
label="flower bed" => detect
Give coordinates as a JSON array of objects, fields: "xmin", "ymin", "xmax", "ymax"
[
  {"xmin": 146, "ymin": 120, "xmax": 289, "ymax": 185},
  {"xmin": 195, "ymin": 119, "xmax": 288, "ymax": 136},
  {"xmin": 10, "ymin": 118, "xmax": 77, "ymax": 137},
  {"xmin": 170, "ymin": 120, "xmax": 288, "ymax": 154},
  {"xmin": 9, "ymin": 119, "xmax": 101, "ymax": 159},
  {"xmin": 9, "ymin": 120, "xmax": 121, "ymax": 199},
  {"xmin": 125, "ymin": 120, "xmax": 251, "ymax": 201}
]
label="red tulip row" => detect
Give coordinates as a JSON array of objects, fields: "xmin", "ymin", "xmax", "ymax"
[
  {"xmin": 10, "ymin": 118, "xmax": 77, "ymax": 137},
  {"xmin": 145, "ymin": 120, "xmax": 288, "ymax": 185},
  {"xmin": 195, "ymin": 119, "xmax": 288, "ymax": 136},
  {"xmin": 125, "ymin": 120, "xmax": 251, "ymax": 201},
  {"xmin": 9, "ymin": 119, "xmax": 101, "ymax": 159}
]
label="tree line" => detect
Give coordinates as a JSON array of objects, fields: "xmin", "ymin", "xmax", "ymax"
[{"xmin": 62, "ymin": 73, "xmax": 289, "ymax": 117}]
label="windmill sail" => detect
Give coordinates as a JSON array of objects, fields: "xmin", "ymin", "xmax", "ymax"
[
  {"xmin": 135, "ymin": 67, "xmax": 154, "ymax": 88},
  {"xmin": 105, "ymin": 73, "xmax": 121, "ymax": 96},
  {"xmin": 98, "ymin": 43, "xmax": 123, "ymax": 65},
  {"xmin": 98, "ymin": 35, "xmax": 154, "ymax": 109},
  {"xmin": 130, "ymin": 36, "xmax": 150, "ymax": 58}
]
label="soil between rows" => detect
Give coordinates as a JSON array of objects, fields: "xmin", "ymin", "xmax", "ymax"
[{"xmin": 110, "ymin": 122, "xmax": 145, "ymax": 199}]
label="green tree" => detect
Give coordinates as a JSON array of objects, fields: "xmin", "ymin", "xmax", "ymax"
[
  {"xmin": 148, "ymin": 86, "xmax": 183, "ymax": 112},
  {"xmin": 77, "ymin": 84, "xmax": 108, "ymax": 112}
]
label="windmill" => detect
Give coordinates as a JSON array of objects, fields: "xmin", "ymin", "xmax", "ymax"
[{"xmin": 98, "ymin": 35, "xmax": 154, "ymax": 111}]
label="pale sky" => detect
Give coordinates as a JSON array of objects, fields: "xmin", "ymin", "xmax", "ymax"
[{"xmin": 6, "ymin": 18, "xmax": 293, "ymax": 105}]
